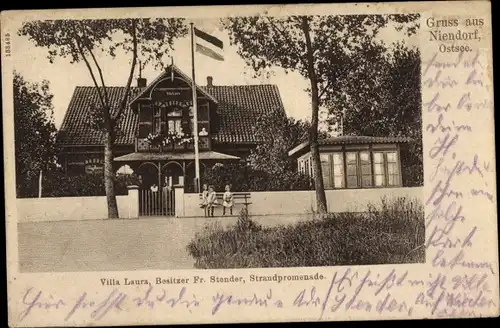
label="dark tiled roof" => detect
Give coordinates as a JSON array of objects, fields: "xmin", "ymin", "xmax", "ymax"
[
  {"xmin": 58, "ymin": 84, "xmax": 285, "ymax": 146},
  {"xmin": 59, "ymin": 87, "xmax": 141, "ymax": 145},
  {"xmin": 201, "ymin": 84, "xmax": 286, "ymax": 144},
  {"xmin": 288, "ymin": 135, "xmax": 412, "ymax": 157}
]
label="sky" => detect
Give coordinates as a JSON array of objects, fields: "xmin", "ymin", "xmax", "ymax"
[{"xmin": 12, "ymin": 18, "xmax": 417, "ymax": 130}]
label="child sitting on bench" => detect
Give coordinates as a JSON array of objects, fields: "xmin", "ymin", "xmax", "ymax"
[
  {"xmin": 222, "ymin": 184, "xmax": 234, "ymax": 216},
  {"xmin": 206, "ymin": 185, "xmax": 218, "ymax": 217}
]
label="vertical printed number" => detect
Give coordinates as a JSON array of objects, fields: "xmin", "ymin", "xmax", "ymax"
[{"xmin": 4, "ymin": 33, "xmax": 12, "ymax": 57}]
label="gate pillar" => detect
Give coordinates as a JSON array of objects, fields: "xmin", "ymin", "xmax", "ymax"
[
  {"xmin": 173, "ymin": 185, "xmax": 185, "ymax": 218},
  {"xmin": 127, "ymin": 185, "xmax": 139, "ymax": 219}
]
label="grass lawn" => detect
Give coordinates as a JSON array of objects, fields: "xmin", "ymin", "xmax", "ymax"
[{"xmin": 187, "ymin": 196, "xmax": 425, "ymax": 269}]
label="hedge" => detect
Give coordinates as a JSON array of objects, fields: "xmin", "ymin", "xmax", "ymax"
[
  {"xmin": 17, "ymin": 171, "xmax": 140, "ymax": 198},
  {"xmin": 202, "ymin": 163, "xmax": 313, "ymax": 192}
]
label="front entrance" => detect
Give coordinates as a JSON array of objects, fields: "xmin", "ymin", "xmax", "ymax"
[
  {"xmin": 136, "ymin": 162, "xmax": 183, "ymax": 217},
  {"xmin": 138, "ymin": 187, "xmax": 175, "ymax": 216}
]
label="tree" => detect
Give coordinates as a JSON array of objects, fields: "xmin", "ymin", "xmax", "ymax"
[
  {"xmin": 13, "ymin": 71, "xmax": 58, "ymax": 198},
  {"xmin": 19, "ymin": 19, "xmax": 188, "ymax": 218},
  {"xmin": 222, "ymin": 14, "xmax": 418, "ymax": 214},
  {"xmin": 248, "ymin": 110, "xmax": 310, "ymax": 176},
  {"xmin": 325, "ymin": 43, "xmax": 422, "ymax": 186}
]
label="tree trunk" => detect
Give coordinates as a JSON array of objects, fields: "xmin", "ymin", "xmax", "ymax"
[
  {"xmin": 302, "ymin": 17, "xmax": 328, "ymax": 215},
  {"xmin": 104, "ymin": 130, "xmax": 119, "ymax": 218},
  {"xmin": 309, "ymin": 90, "xmax": 328, "ymax": 215}
]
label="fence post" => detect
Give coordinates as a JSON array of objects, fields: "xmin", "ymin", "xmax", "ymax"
[
  {"xmin": 173, "ymin": 185, "xmax": 184, "ymax": 218},
  {"xmin": 127, "ymin": 185, "xmax": 139, "ymax": 219}
]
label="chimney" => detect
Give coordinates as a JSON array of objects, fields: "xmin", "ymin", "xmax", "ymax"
[
  {"xmin": 137, "ymin": 77, "xmax": 147, "ymax": 88},
  {"xmin": 206, "ymin": 76, "xmax": 213, "ymax": 87}
]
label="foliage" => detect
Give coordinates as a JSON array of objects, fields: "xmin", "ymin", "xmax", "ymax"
[
  {"xmin": 17, "ymin": 170, "xmax": 141, "ymax": 198},
  {"xmin": 187, "ymin": 196, "xmax": 425, "ymax": 268},
  {"xmin": 248, "ymin": 111, "xmax": 322, "ymax": 176},
  {"xmin": 325, "ymin": 43, "xmax": 423, "ymax": 186},
  {"xmin": 222, "ymin": 14, "xmax": 420, "ymax": 213},
  {"xmin": 202, "ymin": 162, "xmax": 313, "ymax": 192},
  {"xmin": 146, "ymin": 131, "xmax": 194, "ymax": 147},
  {"xmin": 14, "ymin": 72, "xmax": 58, "ymax": 198},
  {"xmin": 19, "ymin": 18, "xmax": 187, "ymax": 217},
  {"xmin": 18, "ymin": 18, "xmax": 187, "ymax": 134}
]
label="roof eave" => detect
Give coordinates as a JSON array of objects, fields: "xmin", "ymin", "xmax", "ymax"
[{"xmin": 288, "ymin": 141, "xmax": 309, "ymax": 157}]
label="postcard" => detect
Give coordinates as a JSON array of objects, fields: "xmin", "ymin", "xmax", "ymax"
[{"xmin": 2, "ymin": 1, "xmax": 498, "ymax": 326}]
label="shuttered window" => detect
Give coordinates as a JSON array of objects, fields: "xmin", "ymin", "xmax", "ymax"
[
  {"xmin": 320, "ymin": 154, "xmax": 332, "ymax": 189},
  {"xmin": 152, "ymin": 106, "xmax": 161, "ymax": 134},
  {"xmin": 346, "ymin": 152, "xmax": 358, "ymax": 188},
  {"xmin": 138, "ymin": 105, "xmax": 152, "ymax": 137},
  {"xmin": 360, "ymin": 151, "xmax": 373, "ymax": 187}
]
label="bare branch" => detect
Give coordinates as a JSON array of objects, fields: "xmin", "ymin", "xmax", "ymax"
[
  {"xmin": 114, "ymin": 19, "xmax": 138, "ymax": 121},
  {"xmin": 265, "ymin": 17, "xmax": 308, "ymax": 73},
  {"xmin": 81, "ymin": 27, "xmax": 110, "ymax": 108},
  {"xmin": 73, "ymin": 35, "xmax": 106, "ymax": 110},
  {"xmin": 318, "ymin": 80, "xmax": 333, "ymax": 100}
]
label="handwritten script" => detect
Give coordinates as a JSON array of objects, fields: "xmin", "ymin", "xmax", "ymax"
[
  {"xmin": 13, "ymin": 14, "xmax": 498, "ymax": 325},
  {"xmin": 422, "ymin": 45, "xmax": 497, "ymax": 318}
]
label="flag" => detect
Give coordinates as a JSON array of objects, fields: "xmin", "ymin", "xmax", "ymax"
[{"xmin": 194, "ymin": 27, "xmax": 224, "ymax": 61}]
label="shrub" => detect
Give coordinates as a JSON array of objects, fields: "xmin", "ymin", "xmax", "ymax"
[
  {"xmin": 187, "ymin": 196, "xmax": 425, "ymax": 268},
  {"xmin": 20, "ymin": 170, "xmax": 141, "ymax": 198},
  {"xmin": 202, "ymin": 162, "xmax": 313, "ymax": 192}
]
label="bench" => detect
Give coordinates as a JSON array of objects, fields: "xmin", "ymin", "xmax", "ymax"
[{"xmin": 199, "ymin": 192, "xmax": 252, "ymax": 216}]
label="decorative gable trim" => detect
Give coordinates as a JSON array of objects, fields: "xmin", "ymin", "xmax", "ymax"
[{"xmin": 129, "ymin": 64, "xmax": 218, "ymax": 110}]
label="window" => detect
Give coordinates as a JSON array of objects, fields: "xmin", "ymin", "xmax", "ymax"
[
  {"xmin": 346, "ymin": 152, "xmax": 358, "ymax": 188},
  {"xmin": 345, "ymin": 151, "xmax": 395, "ymax": 188},
  {"xmin": 152, "ymin": 107, "xmax": 161, "ymax": 134},
  {"xmin": 299, "ymin": 149, "xmax": 400, "ymax": 190},
  {"xmin": 168, "ymin": 120, "xmax": 182, "ymax": 133},
  {"xmin": 198, "ymin": 103, "xmax": 210, "ymax": 121},
  {"xmin": 360, "ymin": 151, "xmax": 373, "ymax": 187},
  {"xmin": 320, "ymin": 154, "xmax": 332, "ymax": 189},
  {"xmin": 373, "ymin": 152, "xmax": 385, "ymax": 187},
  {"xmin": 386, "ymin": 152, "xmax": 400, "ymax": 186},
  {"xmin": 373, "ymin": 151, "xmax": 400, "ymax": 187},
  {"xmin": 167, "ymin": 107, "xmax": 182, "ymax": 134},
  {"xmin": 298, "ymin": 160, "xmax": 305, "ymax": 174},
  {"xmin": 332, "ymin": 153, "xmax": 344, "ymax": 188}
]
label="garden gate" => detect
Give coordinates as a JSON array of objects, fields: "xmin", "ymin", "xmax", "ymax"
[{"xmin": 139, "ymin": 187, "xmax": 175, "ymax": 217}]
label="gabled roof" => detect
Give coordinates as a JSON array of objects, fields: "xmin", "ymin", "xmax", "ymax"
[
  {"xmin": 58, "ymin": 82, "xmax": 286, "ymax": 147},
  {"xmin": 202, "ymin": 84, "xmax": 286, "ymax": 144},
  {"xmin": 288, "ymin": 135, "xmax": 413, "ymax": 157},
  {"xmin": 129, "ymin": 64, "xmax": 218, "ymax": 106},
  {"xmin": 58, "ymin": 87, "xmax": 141, "ymax": 146}
]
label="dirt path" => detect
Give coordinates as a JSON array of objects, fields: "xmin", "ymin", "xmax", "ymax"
[{"xmin": 17, "ymin": 214, "xmax": 313, "ymax": 273}]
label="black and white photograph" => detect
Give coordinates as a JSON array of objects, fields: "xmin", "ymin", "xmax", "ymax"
[{"xmin": 13, "ymin": 13, "xmax": 424, "ymax": 273}]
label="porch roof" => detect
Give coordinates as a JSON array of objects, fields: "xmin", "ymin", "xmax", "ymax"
[{"xmin": 114, "ymin": 151, "xmax": 240, "ymax": 162}]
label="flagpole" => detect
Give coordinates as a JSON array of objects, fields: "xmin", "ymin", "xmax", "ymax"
[
  {"xmin": 190, "ymin": 22, "xmax": 201, "ymax": 194},
  {"xmin": 38, "ymin": 169, "xmax": 42, "ymax": 198}
]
